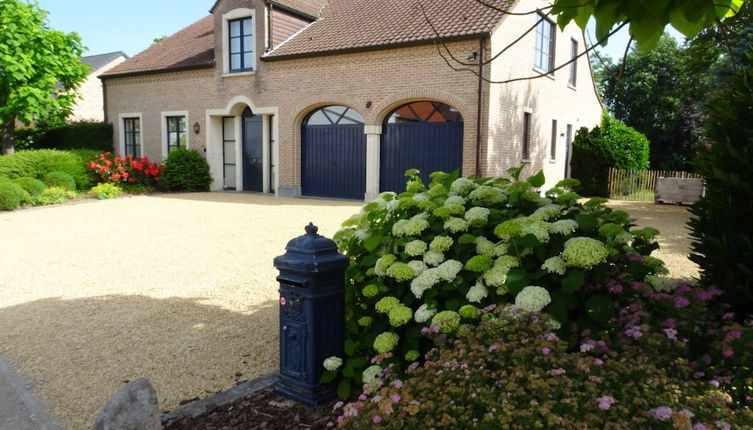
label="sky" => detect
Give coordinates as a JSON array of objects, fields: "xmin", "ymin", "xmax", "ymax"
[
  {"xmin": 36, "ymin": 0, "xmax": 212, "ymax": 57},
  {"xmin": 34, "ymin": 1, "xmax": 686, "ymax": 61}
]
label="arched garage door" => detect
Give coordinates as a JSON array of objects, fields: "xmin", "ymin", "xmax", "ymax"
[
  {"xmin": 380, "ymin": 101, "xmax": 463, "ymax": 193},
  {"xmin": 301, "ymin": 106, "xmax": 366, "ymax": 199}
]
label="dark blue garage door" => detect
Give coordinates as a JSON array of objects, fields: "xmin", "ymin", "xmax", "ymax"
[
  {"xmin": 380, "ymin": 101, "xmax": 464, "ymax": 193},
  {"xmin": 302, "ymin": 106, "xmax": 365, "ymax": 200}
]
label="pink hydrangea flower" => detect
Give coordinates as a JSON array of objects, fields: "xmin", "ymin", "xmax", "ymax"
[
  {"xmin": 596, "ymin": 395, "xmax": 615, "ymax": 410},
  {"xmin": 722, "ymin": 312, "xmax": 735, "ymax": 320},
  {"xmin": 541, "ymin": 347, "xmax": 551, "ymax": 355},
  {"xmin": 723, "ymin": 349, "xmax": 734, "ymax": 357},
  {"xmin": 593, "ymin": 358, "xmax": 604, "ymax": 366},
  {"xmin": 650, "ymin": 406, "xmax": 673, "ymax": 421},
  {"xmin": 372, "ymin": 415, "xmax": 383, "ymax": 424},
  {"xmin": 674, "ymin": 296, "xmax": 691, "ymax": 308}
]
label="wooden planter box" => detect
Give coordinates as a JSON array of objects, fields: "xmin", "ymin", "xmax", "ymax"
[{"xmin": 655, "ymin": 177, "xmax": 704, "ymax": 204}]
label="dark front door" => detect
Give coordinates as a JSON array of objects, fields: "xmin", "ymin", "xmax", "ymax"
[{"xmin": 242, "ymin": 107, "xmax": 263, "ymax": 192}]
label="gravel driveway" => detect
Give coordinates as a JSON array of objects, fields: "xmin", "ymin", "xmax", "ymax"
[{"xmin": 0, "ymin": 194, "xmax": 696, "ymax": 429}]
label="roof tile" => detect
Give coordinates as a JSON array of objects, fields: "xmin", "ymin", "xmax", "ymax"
[{"xmin": 100, "ymin": 15, "xmax": 214, "ymax": 78}]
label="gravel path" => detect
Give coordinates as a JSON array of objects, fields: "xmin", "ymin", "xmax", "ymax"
[
  {"xmin": 0, "ymin": 195, "xmax": 697, "ymax": 429},
  {"xmin": 0, "ymin": 193, "xmax": 360, "ymax": 430}
]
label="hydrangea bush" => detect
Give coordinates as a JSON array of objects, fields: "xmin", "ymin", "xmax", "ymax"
[
  {"xmin": 328, "ymin": 168, "xmax": 664, "ymax": 397},
  {"xmin": 334, "ymin": 309, "xmax": 752, "ymax": 428}
]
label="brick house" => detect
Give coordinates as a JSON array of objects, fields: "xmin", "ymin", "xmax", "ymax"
[
  {"xmin": 72, "ymin": 52, "xmax": 128, "ymax": 122},
  {"xmin": 100, "ymin": 0, "xmax": 602, "ymax": 199}
]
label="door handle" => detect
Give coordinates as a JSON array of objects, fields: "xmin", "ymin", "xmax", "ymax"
[{"xmin": 250, "ymin": 158, "xmax": 258, "ymax": 165}]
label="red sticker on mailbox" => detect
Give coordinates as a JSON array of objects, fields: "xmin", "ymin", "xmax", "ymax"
[{"xmin": 280, "ymin": 296, "xmax": 287, "ymax": 306}]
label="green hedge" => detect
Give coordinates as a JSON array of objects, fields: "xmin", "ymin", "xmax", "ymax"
[
  {"xmin": 570, "ymin": 111, "xmax": 650, "ymax": 196},
  {"xmin": 14, "ymin": 121, "xmax": 113, "ymax": 152},
  {"xmin": 0, "ymin": 150, "xmax": 91, "ymax": 190}
]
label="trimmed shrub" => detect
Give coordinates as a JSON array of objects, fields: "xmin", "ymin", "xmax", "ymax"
[
  {"xmin": 15, "ymin": 121, "xmax": 113, "ymax": 152},
  {"xmin": 690, "ymin": 53, "xmax": 753, "ymax": 318},
  {"xmin": 90, "ymin": 183, "xmax": 121, "ymax": 200},
  {"xmin": 570, "ymin": 111, "xmax": 650, "ymax": 196},
  {"xmin": 329, "ymin": 168, "xmax": 663, "ymax": 397},
  {"xmin": 13, "ymin": 177, "xmax": 47, "ymax": 197},
  {"xmin": 161, "ymin": 147, "xmax": 212, "ymax": 192},
  {"xmin": 38, "ymin": 187, "xmax": 70, "ymax": 205},
  {"xmin": 0, "ymin": 178, "xmax": 32, "ymax": 210},
  {"xmin": 43, "ymin": 171, "xmax": 76, "ymax": 191},
  {"xmin": 0, "ymin": 149, "xmax": 90, "ymax": 190}
]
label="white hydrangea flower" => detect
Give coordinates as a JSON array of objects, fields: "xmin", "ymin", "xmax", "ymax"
[
  {"xmin": 387, "ymin": 198, "xmax": 399, "ymax": 212},
  {"xmin": 475, "ymin": 236, "xmax": 495, "ymax": 256},
  {"xmin": 614, "ymin": 231, "xmax": 633, "ymax": 244},
  {"xmin": 562, "ymin": 237, "xmax": 609, "ymax": 269},
  {"xmin": 465, "ymin": 207, "xmax": 490, "ymax": 225},
  {"xmin": 323, "ymin": 356, "xmax": 343, "ymax": 371},
  {"xmin": 423, "ymin": 250, "xmax": 445, "ymax": 266},
  {"xmin": 413, "ymin": 193, "xmax": 429, "ymax": 203},
  {"xmin": 484, "ymin": 265, "xmax": 508, "ymax": 287},
  {"xmin": 410, "ymin": 268, "xmax": 441, "ymax": 298},
  {"xmin": 404, "ymin": 239, "xmax": 428, "ymax": 256},
  {"xmin": 468, "ymin": 186, "xmax": 505, "ymax": 205},
  {"xmin": 550, "ymin": 219, "xmax": 579, "ymax": 235},
  {"xmin": 493, "ymin": 243, "xmax": 508, "ymax": 256},
  {"xmin": 450, "ymin": 177, "xmax": 477, "ymax": 195},
  {"xmin": 355, "ymin": 229, "xmax": 369, "ymax": 241},
  {"xmin": 392, "ymin": 219, "xmax": 409, "ymax": 236},
  {"xmin": 403, "ymin": 218, "xmax": 430, "ymax": 236},
  {"xmin": 466, "ymin": 280, "xmax": 488, "ymax": 303},
  {"xmin": 430, "ymin": 236, "xmax": 453, "ymax": 252},
  {"xmin": 531, "ymin": 204, "xmax": 563, "ymax": 221},
  {"xmin": 437, "ymin": 259, "xmax": 463, "ymax": 282},
  {"xmin": 515, "ymin": 286, "xmax": 552, "ymax": 313},
  {"xmin": 362, "ymin": 365, "xmax": 382, "ymax": 386},
  {"xmin": 444, "ymin": 195, "xmax": 466, "ymax": 206},
  {"xmin": 541, "ymin": 256, "xmax": 567, "ymax": 275},
  {"xmin": 378, "ymin": 191, "xmax": 397, "ymax": 200},
  {"xmin": 495, "ymin": 255, "xmax": 520, "ymax": 270},
  {"xmin": 407, "ymin": 260, "xmax": 428, "ymax": 276},
  {"xmin": 414, "ymin": 303, "xmax": 437, "ymax": 323},
  {"xmin": 522, "ymin": 219, "xmax": 551, "ymax": 243},
  {"xmin": 444, "ymin": 217, "xmax": 469, "ymax": 233}
]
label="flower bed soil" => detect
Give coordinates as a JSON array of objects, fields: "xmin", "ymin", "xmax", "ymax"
[{"xmin": 164, "ymin": 387, "xmax": 335, "ymax": 430}]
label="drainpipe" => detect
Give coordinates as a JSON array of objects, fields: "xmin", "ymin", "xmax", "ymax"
[
  {"xmin": 101, "ymin": 78, "xmax": 108, "ymax": 124},
  {"xmin": 266, "ymin": 1, "xmax": 274, "ymax": 51},
  {"xmin": 475, "ymin": 37, "xmax": 486, "ymax": 177}
]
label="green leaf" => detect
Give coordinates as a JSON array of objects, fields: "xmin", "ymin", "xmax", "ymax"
[
  {"xmin": 585, "ymin": 294, "xmax": 615, "ymax": 327},
  {"xmin": 506, "ymin": 166, "xmax": 524, "ymax": 181},
  {"xmin": 527, "ymin": 170, "xmax": 545, "ymax": 188},
  {"xmin": 364, "ymin": 233, "xmax": 382, "ymax": 252},
  {"xmin": 551, "ymin": 288, "xmax": 578, "ymax": 309},
  {"xmin": 505, "ymin": 268, "xmax": 529, "ymax": 295},
  {"xmin": 359, "ymin": 254, "xmax": 379, "ymax": 268},
  {"xmin": 320, "ymin": 370, "xmax": 337, "ymax": 384},
  {"xmin": 668, "ymin": 7, "xmax": 704, "ymax": 38},
  {"xmin": 575, "ymin": 214, "xmax": 598, "ymax": 232},
  {"xmin": 458, "ymin": 233, "xmax": 476, "ymax": 244},
  {"xmin": 546, "ymin": 301, "xmax": 568, "ymax": 325},
  {"xmin": 337, "ymin": 378, "xmax": 351, "ymax": 400},
  {"xmin": 519, "ymin": 233, "xmax": 541, "ymax": 249},
  {"xmin": 344, "ymin": 339, "xmax": 356, "ymax": 356},
  {"xmin": 561, "ymin": 269, "xmax": 585, "ymax": 293}
]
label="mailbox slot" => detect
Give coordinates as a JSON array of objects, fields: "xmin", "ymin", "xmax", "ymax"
[{"xmin": 277, "ymin": 274, "xmax": 309, "ymax": 288}]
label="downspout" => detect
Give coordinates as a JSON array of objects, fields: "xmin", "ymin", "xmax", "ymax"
[
  {"xmin": 266, "ymin": 1, "xmax": 274, "ymax": 51},
  {"xmin": 475, "ymin": 37, "xmax": 486, "ymax": 177},
  {"xmin": 101, "ymin": 78, "xmax": 108, "ymax": 124}
]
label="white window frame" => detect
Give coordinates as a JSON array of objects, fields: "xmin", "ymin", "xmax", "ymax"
[
  {"xmin": 569, "ymin": 38, "xmax": 578, "ymax": 88},
  {"xmin": 533, "ymin": 13, "xmax": 556, "ymax": 74},
  {"xmin": 160, "ymin": 111, "xmax": 190, "ymax": 160},
  {"xmin": 118, "ymin": 112, "xmax": 143, "ymax": 158},
  {"xmin": 222, "ymin": 8, "xmax": 256, "ymax": 76}
]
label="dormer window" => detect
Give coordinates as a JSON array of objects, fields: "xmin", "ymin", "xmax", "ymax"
[
  {"xmin": 222, "ymin": 8, "xmax": 255, "ymax": 75},
  {"xmin": 229, "ymin": 17, "xmax": 253, "ymax": 72}
]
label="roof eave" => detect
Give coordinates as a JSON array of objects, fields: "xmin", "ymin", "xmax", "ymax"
[
  {"xmin": 99, "ymin": 63, "xmax": 214, "ymax": 80},
  {"xmin": 262, "ymin": 32, "xmax": 491, "ymax": 62},
  {"xmin": 268, "ymin": 1, "xmax": 319, "ymax": 20}
]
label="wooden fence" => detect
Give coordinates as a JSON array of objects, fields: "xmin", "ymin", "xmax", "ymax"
[{"xmin": 607, "ymin": 168, "xmax": 702, "ymax": 201}]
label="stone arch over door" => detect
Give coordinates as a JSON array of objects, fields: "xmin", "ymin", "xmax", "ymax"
[{"xmin": 379, "ymin": 100, "xmax": 464, "ymax": 193}]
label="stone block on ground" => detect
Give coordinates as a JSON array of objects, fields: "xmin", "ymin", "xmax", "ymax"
[{"xmin": 93, "ymin": 379, "xmax": 160, "ymax": 430}]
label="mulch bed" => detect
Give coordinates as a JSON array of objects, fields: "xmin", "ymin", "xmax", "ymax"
[{"xmin": 164, "ymin": 387, "xmax": 337, "ymax": 430}]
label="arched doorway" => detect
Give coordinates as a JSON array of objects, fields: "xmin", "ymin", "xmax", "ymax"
[
  {"xmin": 301, "ymin": 105, "xmax": 365, "ymax": 199},
  {"xmin": 380, "ymin": 101, "xmax": 464, "ymax": 193}
]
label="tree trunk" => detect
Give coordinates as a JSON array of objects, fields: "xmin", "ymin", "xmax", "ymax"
[{"xmin": 1, "ymin": 120, "xmax": 15, "ymax": 155}]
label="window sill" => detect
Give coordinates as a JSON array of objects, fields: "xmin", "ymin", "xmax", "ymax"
[
  {"xmin": 223, "ymin": 71, "xmax": 255, "ymax": 78},
  {"xmin": 521, "ymin": 158, "xmax": 531, "ymax": 163},
  {"xmin": 549, "ymin": 159, "xmax": 557, "ymax": 164},
  {"xmin": 567, "ymin": 83, "xmax": 577, "ymax": 90},
  {"xmin": 532, "ymin": 67, "xmax": 556, "ymax": 80}
]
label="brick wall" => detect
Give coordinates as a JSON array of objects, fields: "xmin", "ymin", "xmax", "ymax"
[{"xmin": 71, "ymin": 56, "xmax": 127, "ymax": 122}]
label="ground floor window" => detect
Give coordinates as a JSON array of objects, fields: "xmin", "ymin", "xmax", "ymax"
[
  {"xmin": 123, "ymin": 117, "xmax": 141, "ymax": 158},
  {"xmin": 166, "ymin": 116, "xmax": 187, "ymax": 154}
]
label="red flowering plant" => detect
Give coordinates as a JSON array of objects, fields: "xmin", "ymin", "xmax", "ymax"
[{"xmin": 88, "ymin": 152, "xmax": 162, "ymax": 189}]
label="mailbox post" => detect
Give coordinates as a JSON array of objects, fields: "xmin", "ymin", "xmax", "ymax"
[{"xmin": 273, "ymin": 223, "xmax": 349, "ymax": 406}]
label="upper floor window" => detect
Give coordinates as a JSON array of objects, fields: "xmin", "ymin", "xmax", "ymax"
[
  {"xmin": 534, "ymin": 14, "xmax": 556, "ymax": 73},
  {"xmin": 569, "ymin": 39, "xmax": 578, "ymax": 86},
  {"xmin": 166, "ymin": 116, "xmax": 187, "ymax": 153},
  {"xmin": 123, "ymin": 117, "xmax": 141, "ymax": 158},
  {"xmin": 229, "ymin": 17, "xmax": 253, "ymax": 72}
]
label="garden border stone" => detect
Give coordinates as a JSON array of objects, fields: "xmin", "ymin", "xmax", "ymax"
[{"xmin": 160, "ymin": 372, "xmax": 278, "ymax": 427}]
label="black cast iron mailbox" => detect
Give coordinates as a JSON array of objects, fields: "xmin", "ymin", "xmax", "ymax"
[{"xmin": 274, "ymin": 222, "xmax": 348, "ymax": 406}]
